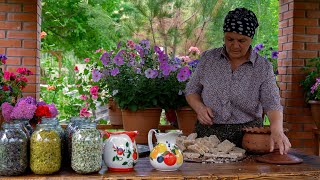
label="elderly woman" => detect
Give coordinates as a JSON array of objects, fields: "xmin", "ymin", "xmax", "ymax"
[{"xmin": 185, "ymin": 7, "xmax": 291, "ymax": 155}]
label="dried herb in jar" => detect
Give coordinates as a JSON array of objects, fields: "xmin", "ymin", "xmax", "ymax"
[
  {"xmin": 30, "ymin": 124, "xmax": 61, "ymax": 175},
  {"xmin": 0, "ymin": 123, "xmax": 28, "ymax": 176},
  {"xmin": 71, "ymin": 123, "xmax": 102, "ymax": 174}
]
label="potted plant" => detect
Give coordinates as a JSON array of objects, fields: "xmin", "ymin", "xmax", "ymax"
[
  {"xmin": 301, "ymin": 57, "xmax": 320, "ymax": 129},
  {"xmin": 0, "ymin": 54, "xmax": 34, "ymax": 125}
]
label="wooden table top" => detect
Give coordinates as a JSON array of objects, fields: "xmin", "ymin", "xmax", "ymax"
[{"xmin": 3, "ymin": 150, "xmax": 320, "ymax": 179}]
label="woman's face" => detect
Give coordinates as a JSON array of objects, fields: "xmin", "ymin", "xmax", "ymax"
[{"xmin": 224, "ymin": 32, "xmax": 252, "ymax": 60}]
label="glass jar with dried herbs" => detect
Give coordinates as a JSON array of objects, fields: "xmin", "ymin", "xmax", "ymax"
[
  {"xmin": 65, "ymin": 117, "xmax": 90, "ymax": 163},
  {"xmin": 71, "ymin": 122, "xmax": 102, "ymax": 174},
  {"xmin": 13, "ymin": 119, "xmax": 33, "ymax": 137},
  {"xmin": 30, "ymin": 123, "xmax": 61, "ymax": 174},
  {"xmin": 0, "ymin": 123, "xmax": 28, "ymax": 176}
]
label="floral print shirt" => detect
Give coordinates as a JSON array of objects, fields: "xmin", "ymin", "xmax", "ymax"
[{"xmin": 185, "ymin": 46, "xmax": 282, "ymax": 124}]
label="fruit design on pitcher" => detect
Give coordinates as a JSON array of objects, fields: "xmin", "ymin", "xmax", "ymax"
[
  {"xmin": 150, "ymin": 143, "xmax": 183, "ymax": 166},
  {"xmin": 112, "ymin": 141, "xmax": 136, "ymax": 166}
]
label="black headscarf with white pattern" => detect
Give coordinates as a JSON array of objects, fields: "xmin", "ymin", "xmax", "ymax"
[{"xmin": 223, "ymin": 8, "xmax": 259, "ymax": 39}]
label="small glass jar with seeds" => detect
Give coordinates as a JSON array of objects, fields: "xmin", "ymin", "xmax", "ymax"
[
  {"xmin": 0, "ymin": 123, "xmax": 28, "ymax": 176},
  {"xmin": 30, "ymin": 123, "xmax": 61, "ymax": 175},
  {"xmin": 71, "ymin": 122, "xmax": 102, "ymax": 174}
]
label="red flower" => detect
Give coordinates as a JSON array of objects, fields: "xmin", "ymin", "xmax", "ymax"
[
  {"xmin": 74, "ymin": 66, "xmax": 79, "ymax": 72},
  {"xmin": 2, "ymin": 85, "xmax": 9, "ymax": 91},
  {"xmin": 35, "ymin": 105, "xmax": 52, "ymax": 118}
]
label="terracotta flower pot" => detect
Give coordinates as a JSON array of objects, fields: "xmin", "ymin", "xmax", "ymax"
[
  {"xmin": 176, "ymin": 106, "xmax": 197, "ymax": 136},
  {"xmin": 121, "ymin": 108, "xmax": 161, "ymax": 144},
  {"xmin": 242, "ymin": 126, "xmax": 287, "ymax": 154},
  {"xmin": 309, "ymin": 100, "xmax": 320, "ymax": 129},
  {"xmin": 107, "ymin": 98, "xmax": 123, "ymax": 125}
]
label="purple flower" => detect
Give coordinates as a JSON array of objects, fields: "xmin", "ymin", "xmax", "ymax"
[
  {"xmin": 17, "ymin": 96, "xmax": 36, "ymax": 105},
  {"xmin": 154, "ymin": 46, "xmax": 163, "ymax": 55},
  {"xmin": 47, "ymin": 103, "xmax": 58, "ymax": 117},
  {"xmin": 135, "ymin": 44, "xmax": 144, "ymax": 57},
  {"xmin": 171, "ymin": 64, "xmax": 180, "ymax": 72},
  {"xmin": 11, "ymin": 100, "xmax": 37, "ymax": 120},
  {"xmin": 311, "ymin": 81, "xmax": 320, "ymax": 94},
  {"xmin": 271, "ymin": 51, "xmax": 279, "ymax": 59},
  {"xmin": 140, "ymin": 39, "xmax": 150, "ymax": 49},
  {"xmin": 177, "ymin": 66, "xmax": 191, "ymax": 82},
  {"xmin": 100, "ymin": 51, "xmax": 113, "ymax": 66},
  {"xmin": 145, "ymin": 68, "xmax": 158, "ymax": 79},
  {"xmin": 1, "ymin": 102, "xmax": 14, "ymax": 122},
  {"xmin": 92, "ymin": 69, "xmax": 102, "ymax": 82},
  {"xmin": 113, "ymin": 50, "xmax": 125, "ymax": 66},
  {"xmin": 158, "ymin": 53, "xmax": 169, "ymax": 63},
  {"xmin": 111, "ymin": 68, "xmax": 120, "ymax": 76},
  {"xmin": 188, "ymin": 59, "xmax": 199, "ymax": 69},
  {"xmin": 254, "ymin": 43, "xmax": 264, "ymax": 52},
  {"xmin": 37, "ymin": 101, "xmax": 47, "ymax": 106}
]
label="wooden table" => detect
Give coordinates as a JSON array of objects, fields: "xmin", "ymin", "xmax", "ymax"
[{"xmin": 2, "ymin": 150, "xmax": 320, "ymax": 179}]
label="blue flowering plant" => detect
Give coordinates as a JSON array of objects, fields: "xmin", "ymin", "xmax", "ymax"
[
  {"xmin": 77, "ymin": 40, "xmax": 200, "ymax": 113},
  {"xmin": 253, "ymin": 43, "xmax": 279, "ymax": 74}
]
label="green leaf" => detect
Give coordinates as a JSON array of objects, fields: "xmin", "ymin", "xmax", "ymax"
[{"xmin": 122, "ymin": 162, "xmax": 128, "ymax": 165}]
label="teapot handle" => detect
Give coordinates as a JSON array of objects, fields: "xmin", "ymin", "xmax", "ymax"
[{"xmin": 148, "ymin": 129, "xmax": 158, "ymax": 151}]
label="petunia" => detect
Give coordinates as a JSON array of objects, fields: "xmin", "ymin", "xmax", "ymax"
[
  {"xmin": 80, "ymin": 108, "xmax": 91, "ymax": 117},
  {"xmin": 92, "ymin": 69, "xmax": 102, "ymax": 82}
]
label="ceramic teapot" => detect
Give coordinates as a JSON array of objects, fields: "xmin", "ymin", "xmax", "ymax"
[
  {"xmin": 103, "ymin": 131, "xmax": 139, "ymax": 172},
  {"xmin": 148, "ymin": 129, "xmax": 183, "ymax": 171}
]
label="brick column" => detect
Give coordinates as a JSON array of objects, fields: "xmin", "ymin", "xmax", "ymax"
[
  {"xmin": 0, "ymin": 0, "xmax": 41, "ymax": 99},
  {"xmin": 279, "ymin": 0, "xmax": 320, "ymax": 154}
]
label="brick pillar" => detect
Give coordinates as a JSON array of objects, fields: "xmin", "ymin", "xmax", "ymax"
[
  {"xmin": 279, "ymin": 0, "xmax": 320, "ymax": 155},
  {"xmin": 0, "ymin": 0, "xmax": 41, "ymax": 99}
]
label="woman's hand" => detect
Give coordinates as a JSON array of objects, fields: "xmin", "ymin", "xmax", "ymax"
[
  {"xmin": 270, "ymin": 130, "xmax": 291, "ymax": 155},
  {"xmin": 196, "ymin": 106, "xmax": 214, "ymax": 125}
]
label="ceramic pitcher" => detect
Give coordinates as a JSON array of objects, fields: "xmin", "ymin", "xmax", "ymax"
[
  {"xmin": 148, "ymin": 129, "xmax": 183, "ymax": 171},
  {"xmin": 103, "ymin": 131, "xmax": 139, "ymax": 172}
]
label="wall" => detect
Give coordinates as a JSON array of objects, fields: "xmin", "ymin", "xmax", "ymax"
[
  {"xmin": 0, "ymin": 0, "xmax": 41, "ymax": 99},
  {"xmin": 278, "ymin": 0, "xmax": 320, "ymax": 154}
]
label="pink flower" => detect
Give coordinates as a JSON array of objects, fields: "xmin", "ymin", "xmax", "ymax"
[
  {"xmin": 16, "ymin": 67, "xmax": 33, "ymax": 75},
  {"xmin": 90, "ymin": 86, "xmax": 99, "ymax": 96},
  {"xmin": 181, "ymin": 56, "xmax": 191, "ymax": 63},
  {"xmin": 189, "ymin": 46, "xmax": 200, "ymax": 55},
  {"xmin": 84, "ymin": 58, "xmax": 90, "ymax": 63},
  {"xmin": 92, "ymin": 95, "xmax": 98, "ymax": 100},
  {"xmin": 3, "ymin": 71, "xmax": 16, "ymax": 81},
  {"xmin": 80, "ymin": 94, "xmax": 87, "ymax": 100},
  {"xmin": 80, "ymin": 107, "xmax": 91, "ymax": 117}
]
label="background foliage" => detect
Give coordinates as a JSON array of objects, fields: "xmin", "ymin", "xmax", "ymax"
[{"xmin": 40, "ymin": 0, "xmax": 279, "ymax": 121}]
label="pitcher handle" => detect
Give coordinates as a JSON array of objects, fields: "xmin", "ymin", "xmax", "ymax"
[{"xmin": 148, "ymin": 129, "xmax": 158, "ymax": 151}]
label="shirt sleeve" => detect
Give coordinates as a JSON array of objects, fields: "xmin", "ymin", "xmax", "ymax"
[
  {"xmin": 184, "ymin": 50, "xmax": 207, "ymax": 96},
  {"xmin": 260, "ymin": 62, "xmax": 283, "ymax": 113}
]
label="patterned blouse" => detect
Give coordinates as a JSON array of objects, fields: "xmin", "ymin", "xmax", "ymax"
[{"xmin": 185, "ymin": 46, "xmax": 282, "ymax": 124}]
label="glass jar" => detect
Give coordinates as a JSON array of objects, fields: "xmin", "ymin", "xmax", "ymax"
[
  {"xmin": 41, "ymin": 117, "xmax": 65, "ymax": 164},
  {"xmin": 13, "ymin": 119, "xmax": 33, "ymax": 137},
  {"xmin": 30, "ymin": 123, "xmax": 61, "ymax": 175},
  {"xmin": 71, "ymin": 122, "xmax": 102, "ymax": 174},
  {"xmin": 0, "ymin": 123, "xmax": 28, "ymax": 176},
  {"xmin": 65, "ymin": 117, "xmax": 90, "ymax": 163}
]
